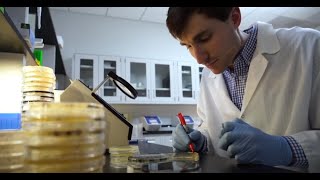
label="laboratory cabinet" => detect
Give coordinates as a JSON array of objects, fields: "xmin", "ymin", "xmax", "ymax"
[
  {"xmin": 176, "ymin": 61, "xmax": 197, "ymax": 103},
  {"xmin": 73, "ymin": 54, "xmax": 124, "ymax": 103},
  {"xmin": 73, "ymin": 53, "xmax": 202, "ymax": 104},
  {"xmin": 125, "ymin": 57, "xmax": 175, "ymax": 103}
]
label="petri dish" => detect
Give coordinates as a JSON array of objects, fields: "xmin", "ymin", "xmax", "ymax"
[
  {"xmin": 128, "ymin": 153, "xmax": 170, "ymax": 163},
  {"xmin": 109, "ymin": 145, "xmax": 139, "ymax": 168},
  {"xmin": 23, "ymin": 130, "xmax": 105, "ymax": 147},
  {"xmin": 23, "ymin": 72, "xmax": 56, "ymax": 79},
  {"xmin": 22, "ymin": 66, "xmax": 54, "ymax": 75},
  {"xmin": 141, "ymin": 160, "xmax": 201, "ymax": 173},
  {"xmin": 25, "ymin": 156, "xmax": 105, "ymax": 173},
  {"xmin": 170, "ymin": 152, "xmax": 199, "ymax": 162},
  {"xmin": 22, "ymin": 86, "xmax": 54, "ymax": 93},
  {"xmin": 0, "ymin": 144, "xmax": 24, "ymax": 154},
  {"xmin": 23, "ymin": 102, "xmax": 105, "ymax": 122},
  {"xmin": 23, "ymin": 82, "xmax": 55, "ymax": 88},
  {"xmin": 0, "ymin": 153, "xmax": 24, "ymax": 170},
  {"xmin": 23, "ymin": 77, "xmax": 56, "ymax": 84},
  {"xmin": 23, "ymin": 91, "xmax": 54, "ymax": 98},
  {"xmin": 127, "ymin": 153, "xmax": 171, "ymax": 173},
  {"xmin": 25, "ymin": 144, "xmax": 106, "ymax": 161},
  {"xmin": 23, "ymin": 96, "xmax": 54, "ymax": 102},
  {"xmin": 0, "ymin": 130, "xmax": 24, "ymax": 145}
]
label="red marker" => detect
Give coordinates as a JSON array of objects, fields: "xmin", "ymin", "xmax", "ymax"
[{"xmin": 177, "ymin": 112, "xmax": 195, "ymax": 153}]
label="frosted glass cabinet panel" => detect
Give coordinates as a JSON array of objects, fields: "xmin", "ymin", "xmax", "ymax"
[
  {"xmin": 125, "ymin": 58, "xmax": 150, "ymax": 102},
  {"xmin": 99, "ymin": 56, "xmax": 122, "ymax": 102},
  {"xmin": 74, "ymin": 54, "xmax": 99, "ymax": 90},
  {"xmin": 152, "ymin": 60, "xmax": 175, "ymax": 102},
  {"xmin": 195, "ymin": 64, "xmax": 205, "ymax": 101},
  {"xmin": 177, "ymin": 62, "xmax": 196, "ymax": 102}
]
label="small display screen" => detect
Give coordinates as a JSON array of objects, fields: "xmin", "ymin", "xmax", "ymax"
[
  {"xmin": 145, "ymin": 116, "xmax": 161, "ymax": 125},
  {"xmin": 183, "ymin": 116, "xmax": 194, "ymax": 124}
]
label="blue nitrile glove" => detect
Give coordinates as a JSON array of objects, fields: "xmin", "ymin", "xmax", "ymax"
[
  {"xmin": 218, "ymin": 118, "xmax": 292, "ymax": 166},
  {"xmin": 172, "ymin": 124, "xmax": 207, "ymax": 152}
]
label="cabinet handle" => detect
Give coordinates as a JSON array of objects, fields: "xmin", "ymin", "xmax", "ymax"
[{"xmin": 148, "ymin": 89, "xmax": 150, "ymax": 99}]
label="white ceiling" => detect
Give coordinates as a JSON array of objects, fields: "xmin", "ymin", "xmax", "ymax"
[{"xmin": 50, "ymin": 7, "xmax": 320, "ymax": 30}]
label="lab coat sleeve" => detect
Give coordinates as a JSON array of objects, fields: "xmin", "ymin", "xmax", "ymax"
[{"xmin": 291, "ymin": 34, "xmax": 320, "ymax": 173}]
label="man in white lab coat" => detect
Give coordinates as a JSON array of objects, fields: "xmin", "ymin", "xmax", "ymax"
[{"xmin": 166, "ymin": 7, "xmax": 320, "ymax": 172}]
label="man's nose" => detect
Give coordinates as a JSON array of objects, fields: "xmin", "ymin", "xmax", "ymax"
[{"xmin": 192, "ymin": 45, "xmax": 208, "ymax": 64}]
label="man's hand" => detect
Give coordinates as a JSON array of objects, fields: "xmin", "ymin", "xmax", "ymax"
[
  {"xmin": 218, "ymin": 118, "xmax": 292, "ymax": 166},
  {"xmin": 172, "ymin": 124, "xmax": 207, "ymax": 152}
]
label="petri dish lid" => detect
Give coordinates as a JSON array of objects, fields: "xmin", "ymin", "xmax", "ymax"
[
  {"xmin": 23, "ymin": 82, "xmax": 55, "ymax": 88},
  {"xmin": 23, "ymin": 102, "xmax": 105, "ymax": 122},
  {"xmin": 128, "ymin": 153, "xmax": 170, "ymax": 163},
  {"xmin": 23, "ymin": 66, "xmax": 54, "ymax": 75},
  {"xmin": 0, "ymin": 130, "xmax": 24, "ymax": 145},
  {"xmin": 23, "ymin": 71, "xmax": 56, "ymax": 79},
  {"xmin": 109, "ymin": 145, "xmax": 139, "ymax": 154},
  {"xmin": 23, "ymin": 77, "xmax": 56, "ymax": 84}
]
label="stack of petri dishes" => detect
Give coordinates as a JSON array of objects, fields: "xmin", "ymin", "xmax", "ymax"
[
  {"xmin": 21, "ymin": 66, "xmax": 56, "ymax": 121},
  {"xmin": 22, "ymin": 102, "xmax": 106, "ymax": 173},
  {"xmin": 0, "ymin": 130, "xmax": 25, "ymax": 173},
  {"xmin": 109, "ymin": 145, "xmax": 139, "ymax": 168}
]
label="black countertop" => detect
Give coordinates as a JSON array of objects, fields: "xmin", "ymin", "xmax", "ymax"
[{"xmin": 103, "ymin": 141, "xmax": 298, "ymax": 173}]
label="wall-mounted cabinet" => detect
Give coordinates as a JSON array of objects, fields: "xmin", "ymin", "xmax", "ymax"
[
  {"xmin": 73, "ymin": 54, "xmax": 124, "ymax": 104},
  {"xmin": 73, "ymin": 53, "xmax": 203, "ymax": 104},
  {"xmin": 125, "ymin": 57, "xmax": 175, "ymax": 103}
]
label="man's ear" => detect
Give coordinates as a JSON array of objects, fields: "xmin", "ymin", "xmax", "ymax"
[{"xmin": 231, "ymin": 7, "xmax": 241, "ymax": 28}]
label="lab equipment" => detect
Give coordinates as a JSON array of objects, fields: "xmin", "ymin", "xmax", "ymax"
[
  {"xmin": 218, "ymin": 118, "xmax": 293, "ymax": 166},
  {"xmin": 61, "ymin": 71, "xmax": 138, "ymax": 149},
  {"xmin": 141, "ymin": 115, "xmax": 162, "ymax": 131},
  {"xmin": 172, "ymin": 114, "xmax": 194, "ymax": 129}
]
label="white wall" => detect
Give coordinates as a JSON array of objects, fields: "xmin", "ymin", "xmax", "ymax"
[{"xmin": 50, "ymin": 10, "xmax": 194, "ymax": 78}]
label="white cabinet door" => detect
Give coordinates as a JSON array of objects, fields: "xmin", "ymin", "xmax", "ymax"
[
  {"xmin": 98, "ymin": 55, "xmax": 122, "ymax": 103},
  {"xmin": 125, "ymin": 57, "xmax": 151, "ymax": 102},
  {"xmin": 177, "ymin": 61, "xmax": 196, "ymax": 103},
  {"xmin": 151, "ymin": 60, "xmax": 175, "ymax": 103},
  {"xmin": 195, "ymin": 64, "xmax": 205, "ymax": 101},
  {"xmin": 73, "ymin": 54, "xmax": 99, "ymax": 90}
]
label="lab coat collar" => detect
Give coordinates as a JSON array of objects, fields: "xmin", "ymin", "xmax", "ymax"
[
  {"xmin": 208, "ymin": 22, "xmax": 281, "ymax": 115},
  {"xmin": 209, "ymin": 21, "xmax": 280, "ymax": 79}
]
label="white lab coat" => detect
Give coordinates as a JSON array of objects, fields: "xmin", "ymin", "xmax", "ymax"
[{"xmin": 197, "ymin": 21, "xmax": 320, "ymax": 172}]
